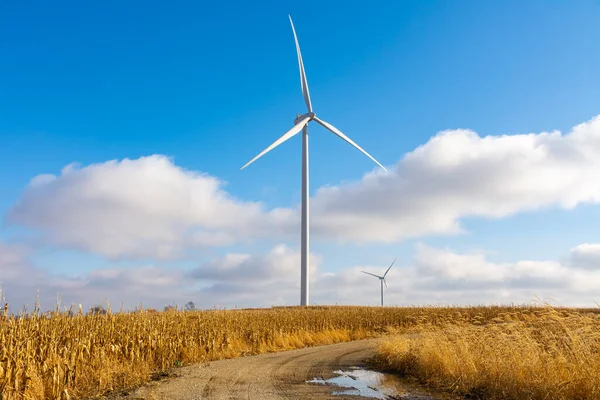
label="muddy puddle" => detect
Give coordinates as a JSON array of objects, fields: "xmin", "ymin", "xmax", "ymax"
[{"xmin": 307, "ymin": 366, "xmax": 439, "ymax": 399}]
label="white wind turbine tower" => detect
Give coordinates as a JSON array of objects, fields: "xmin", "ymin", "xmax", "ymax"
[
  {"xmin": 241, "ymin": 16, "xmax": 387, "ymax": 306},
  {"xmin": 361, "ymin": 258, "xmax": 396, "ymax": 307}
]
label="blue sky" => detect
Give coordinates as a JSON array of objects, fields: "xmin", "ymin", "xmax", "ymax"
[{"xmin": 1, "ymin": 0, "xmax": 600, "ymax": 310}]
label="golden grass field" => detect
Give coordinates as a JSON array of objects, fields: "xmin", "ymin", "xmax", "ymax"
[
  {"xmin": 375, "ymin": 306, "xmax": 600, "ymax": 400},
  {"xmin": 1, "ymin": 303, "xmax": 598, "ymax": 399}
]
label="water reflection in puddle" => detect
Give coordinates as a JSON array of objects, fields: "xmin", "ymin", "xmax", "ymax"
[{"xmin": 307, "ymin": 366, "xmax": 437, "ymax": 399}]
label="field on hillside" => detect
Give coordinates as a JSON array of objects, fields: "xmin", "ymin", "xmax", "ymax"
[{"xmin": 1, "ymin": 304, "xmax": 599, "ymax": 400}]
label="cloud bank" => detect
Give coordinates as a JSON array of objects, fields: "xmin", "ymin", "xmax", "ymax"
[
  {"xmin": 5, "ymin": 115, "xmax": 600, "ymax": 260},
  {"xmin": 1, "ymin": 241, "xmax": 599, "ymax": 311}
]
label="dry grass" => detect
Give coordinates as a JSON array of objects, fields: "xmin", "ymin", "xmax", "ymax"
[
  {"xmin": 375, "ymin": 306, "xmax": 600, "ymax": 400},
  {"xmin": 1, "ymin": 303, "xmax": 597, "ymax": 399}
]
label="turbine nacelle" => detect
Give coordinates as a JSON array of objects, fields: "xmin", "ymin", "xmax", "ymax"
[{"xmin": 294, "ymin": 112, "xmax": 315, "ymax": 125}]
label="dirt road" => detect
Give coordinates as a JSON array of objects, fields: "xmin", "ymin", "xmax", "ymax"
[{"xmin": 114, "ymin": 338, "xmax": 431, "ymax": 400}]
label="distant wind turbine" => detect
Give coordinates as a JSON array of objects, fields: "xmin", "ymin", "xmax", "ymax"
[
  {"xmin": 240, "ymin": 15, "xmax": 387, "ymax": 306},
  {"xmin": 361, "ymin": 258, "xmax": 396, "ymax": 307}
]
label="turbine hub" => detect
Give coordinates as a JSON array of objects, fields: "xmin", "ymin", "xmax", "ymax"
[{"xmin": 294, "ymin": 112, "xmax": 316, "ymax": 125}]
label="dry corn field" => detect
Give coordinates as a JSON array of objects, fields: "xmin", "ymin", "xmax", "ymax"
[
  {"xmin": 375, "ymin": 306, "xmax": 600, "ymax": 400},
  {"xmin": 1, "ymin": 304, "xmax": 598, "ymax": 400}
]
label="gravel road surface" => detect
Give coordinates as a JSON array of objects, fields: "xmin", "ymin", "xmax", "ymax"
[
  {"xmin": 109, "ymin": 339, "xmax": 437, "ymax": 400},
  {"xmin": 113, "ymin": 338, "xmax": 439, "ymax": 400}
]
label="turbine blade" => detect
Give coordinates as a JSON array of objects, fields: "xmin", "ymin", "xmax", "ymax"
[
  {"xmin": 313, "ymin": 117, "xmax": 387, "ymax": 172},
  {"xmin": 383, "ymin": 278, "xmax": 390, "ymax": 302},
  {"xmin": 383, "ymin": 258, "xmax": 396, "ymax": 278},
  {"xmin": 288, "ymin": 15, "xmax": 313, "ymax": 112},
  {"xmin": 240, "ymin": 116, "xmax": 310, "ymax": 170},
  {"xmin": 361, "ymin": 271, "xmax": 382, "ymax": 279}
]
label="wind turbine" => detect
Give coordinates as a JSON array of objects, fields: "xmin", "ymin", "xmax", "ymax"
[
  {"xmin": 240, "ymin": 16, "xmax": 387, "ymax": 306},
  {"xmin": 361, "ymin": 258, "xmax": 396, "ymax": 307}
]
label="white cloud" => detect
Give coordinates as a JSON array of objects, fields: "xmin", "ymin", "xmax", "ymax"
[
  {"xmin": 0, "ymin": 240, "xmax": 192, "ymax": 311},
  {"xmin": 188, "ymin": 244, "xmax": 321, "ymax": 307},
  {"xmin": 410, "ymin": 244, "xmax": 573, "ymax": 291},
  {"xmin": 190, "ymin": 243, "xmax": 320, "ymax": 282},
  {"xmin": 5, "ymin": 155, "xmax": 293, "ymax": 260},
  {"xmin": 569, "ymin": 243, "xmax": 600, "ymax": 270},
  {"xmin": 308, "ymin": 114, "xmax": 600, "ymax": 242},
  {"xmin": 0, "ymin": 241, "xmax": 42, "ymax": 284}
]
